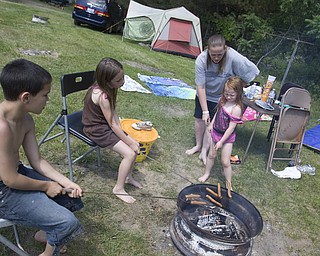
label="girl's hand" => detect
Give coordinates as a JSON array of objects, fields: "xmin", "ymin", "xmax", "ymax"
[
  {"xmin": 215, "ymin": 141, "xmax": 223, "ymax": 150},
  {"xmin": 129, "ymin": 138, "xmax": 140, "ymax": 154}
]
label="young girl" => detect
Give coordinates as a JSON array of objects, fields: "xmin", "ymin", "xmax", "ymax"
[
  {"xmin": 198, "ymin": 76, "xmax": 245, "ymax": 190},
  {"xmin": 82, "ymin": 57, "xmax": 142, "ymax": 204}
]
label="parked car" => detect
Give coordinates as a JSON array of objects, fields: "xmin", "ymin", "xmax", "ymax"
[{"xmin": 72, "ymin": 0, "xmax": 124, "ymax": 33}]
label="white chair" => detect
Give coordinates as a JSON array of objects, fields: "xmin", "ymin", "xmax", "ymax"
[{"xmin": 0, "ymin": 218, "xmax": 28, "ymax": 255}]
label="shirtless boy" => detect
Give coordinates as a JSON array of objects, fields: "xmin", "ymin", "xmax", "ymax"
[{"xmin": 0, "ymin": 59, "xmax": 84, "ymax": 256}]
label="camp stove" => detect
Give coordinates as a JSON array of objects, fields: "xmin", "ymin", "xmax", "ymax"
[{"xmin": 170, "ymin": 184, "xmax": 263, "ymax": 256}]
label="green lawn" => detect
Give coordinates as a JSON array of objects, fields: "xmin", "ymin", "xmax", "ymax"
[{"xmin": 0, "ymin": 1, "xmax": 319, "ymax": 255}]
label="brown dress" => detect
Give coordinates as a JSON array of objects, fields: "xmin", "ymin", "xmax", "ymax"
[{"xmin": 82, "ymin": 86, "xmax": 120, "ymax": 148}]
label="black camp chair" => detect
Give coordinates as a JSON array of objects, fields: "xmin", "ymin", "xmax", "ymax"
[{"xmin": 38, "ymin": 71, "xmax": 101, "ymax": 181}]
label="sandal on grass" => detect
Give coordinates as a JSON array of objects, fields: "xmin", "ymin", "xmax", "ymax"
[{"xmin": 132, "ymin": 121, "xmax": 153, "ymax": 131}]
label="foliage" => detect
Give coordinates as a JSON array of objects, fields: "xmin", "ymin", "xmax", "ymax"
[
  {"xmin": 279, "ymin": 0, "xmax": 320, "ymax": 30},
  {"xmin": 0, "ymin": 1, "xmax": 319, "ymax": 256},
  {"xmin": 306, "ymin": 15, "xmax": 320, "ymax": 39}
]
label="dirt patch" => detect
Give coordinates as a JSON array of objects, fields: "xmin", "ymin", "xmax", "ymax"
[{"xmin": 19, "ymin": 48, "xmax": 59, "ymax": 58}]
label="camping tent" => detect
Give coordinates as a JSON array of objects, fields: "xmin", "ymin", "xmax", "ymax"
[{"xmin": 122, "ymin": 0, "xmax": 202, "ymax": 58}]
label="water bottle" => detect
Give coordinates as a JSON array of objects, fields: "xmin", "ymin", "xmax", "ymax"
[
  {"xmin": 246, "ymin": 83, "xmax": 256, "ymax": 100},
  {"xmin": 267, "ymin": 89, "xmax": 276, "ymax": 105}
]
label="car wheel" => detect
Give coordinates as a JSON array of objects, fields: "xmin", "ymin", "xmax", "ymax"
[{"xmin": 74, "ymin": 20, "xmax": 81, "ymax": 26}]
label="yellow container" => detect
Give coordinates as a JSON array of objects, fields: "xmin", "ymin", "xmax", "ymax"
[{"xmin": 120, "ymin": 119, "xmax": 158, "ymax": 162}]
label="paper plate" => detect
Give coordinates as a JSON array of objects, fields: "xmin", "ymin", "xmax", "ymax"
[{"xmin": 255, "ymin": 100, "xmax": 274, "ymax": 111}]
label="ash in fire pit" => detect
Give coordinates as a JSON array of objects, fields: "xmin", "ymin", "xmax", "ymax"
[
  {"xmin": 170, "ymin": 184, "xmax": 263, "ymax": 256},
  {"xmin": 187, "ymin": 206, "xmax": 248, "ymax": 241}
]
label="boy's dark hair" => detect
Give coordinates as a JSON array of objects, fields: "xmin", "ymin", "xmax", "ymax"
[{"xmin": 0, "ymin": 59, "xmax": 52, "ymax": 101}]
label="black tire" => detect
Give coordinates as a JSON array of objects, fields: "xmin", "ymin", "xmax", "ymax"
[{"xmin": 74, "ymin": 19, "xmax": 81, "ymax": 26}]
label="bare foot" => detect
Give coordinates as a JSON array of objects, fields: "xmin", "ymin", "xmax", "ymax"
[
  {"xmin": 126, "ymin": 177, "xmax": 143, "ymax": 188},
  {"xmin": 185, "ymin": 146, "xmax": 200, "ymax": 155},
  {"xmin": 199, "ymin": 152, "xmax": 207, "ymax": 165},
  {"xmin": 34, "ymin": 230, "xmax": 46, "ymax": 243},
  {"xmin": 198, "ymin": 173, "xmax": 210, "ymax": 182},
  {"xmin": 113, "ymin": 187, "xmax": 136, "ymax": 204},
  {"xmin": 35, "ymin": 230, "xmax": 67, "ymax": 254}
]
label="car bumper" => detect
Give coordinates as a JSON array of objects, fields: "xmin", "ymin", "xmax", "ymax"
[{"xmin": 72, "ymin": 11, "xmax": 108, "ymax": 27}]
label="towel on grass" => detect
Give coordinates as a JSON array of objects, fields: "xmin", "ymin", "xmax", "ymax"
[
  {"xmin": 303, "ymin": 124, "xmax": 320, "ymax": 152},
  {"xmin": 137, "ymin": 73, "xmax": 196, "ymax": 100},
  {"xmin": 121, "ymin": 75, "xmax": 151, "ymax": 94},
  {"xmin": 242, "ymin": 107, "xmax": 272, "ymax": 122},
  {"xmin": 271, "ymin": 166, "xmax": 301, "ymax": 179}
]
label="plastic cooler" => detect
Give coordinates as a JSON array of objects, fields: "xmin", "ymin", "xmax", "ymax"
[{"xmin": 120, "ymin": 119, "xmax": 158, "ymax": 162}]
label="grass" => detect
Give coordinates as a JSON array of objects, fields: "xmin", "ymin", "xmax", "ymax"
[{"xmin": 0, "ymin": 1, "xmax": 320, "ymax": 255}]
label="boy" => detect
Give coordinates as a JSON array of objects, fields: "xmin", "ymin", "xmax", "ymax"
[{"xmin": 0, "ymin": 59, "xmax": 84, "ymax": 256}]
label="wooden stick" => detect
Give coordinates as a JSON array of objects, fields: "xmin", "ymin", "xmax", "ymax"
[
  {"xmin": 217, "ymin": 182, "xmax": 221, "ymax": 198},
  {"xmin": 205, "ymin": 187, "xmax": 221, "ymax": 199},
  {"xmin": 206, "ymin": 195, "xmax": 223, "ymax": 208}
]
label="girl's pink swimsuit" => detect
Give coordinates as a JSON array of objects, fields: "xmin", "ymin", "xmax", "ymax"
[{"xmin": 211, "ymin": 105, "xmax": 243, "ymax": 144}]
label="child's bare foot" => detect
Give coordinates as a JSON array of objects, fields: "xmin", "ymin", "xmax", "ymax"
[
  {"xmin": 126, "ymin": 177, "xmax": 143, "ymax": 188},
  {"xmin": 198, "ymin": 173, "xmax": 210, "ymax": 182},
  {"xmin": 113, "ymin": 187, "xmax": 136, "ymax": 203},
  {"xmin": 35, "ymin": 231, "xmax": 67, "ymax": 254},
  {"xmin": 185, "ymin": 146, "xmax": 200, "ymax": 155},
  {"xmin": 199, "ymin": 152, "xmax": 207, "ymax": 165},
  {"xmin": 35, "ymin": 230, "xmax": 46, "ymax": 243}
]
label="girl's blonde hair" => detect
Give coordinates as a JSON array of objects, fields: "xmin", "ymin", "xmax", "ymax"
[
  {"xmin": 206, "ymin": 34, "xmax": 227, "ymax": 73},
  {"xmin": 95, "ymin": 57, "xmax": 123, "ymax": 121},
  {"xmin": 219, "ymin": 76, "xmax": 246, "ymax": 114}
]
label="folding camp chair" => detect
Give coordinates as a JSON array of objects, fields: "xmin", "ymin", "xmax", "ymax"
[
  {"xmin": 267, "ymin": 87, "xmax": 311, "ymax": 172},
  {"xmin": 267, "ymin": 82, "xmax": 303, "ymax": 141},
  {"xmin": 0, "ymin": 219, "xmax": 28, "ymax": 256},
  {"xmin": 38, "ymin": 71, "xmax": 101, "ymax": 181}
]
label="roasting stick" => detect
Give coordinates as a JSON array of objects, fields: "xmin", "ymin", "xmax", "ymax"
[
  {"xmin": 62, "ymin": 188, "xmax": 176, "ymax": 200},
  {"xmin": 206, "ymin": 195, "xmax": 223, "ymax": 208}
]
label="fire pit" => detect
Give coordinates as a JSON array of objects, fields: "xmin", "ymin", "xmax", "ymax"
[{"xmin": 170, "ymin": 184, "xmax": 263, "ymax": 256}]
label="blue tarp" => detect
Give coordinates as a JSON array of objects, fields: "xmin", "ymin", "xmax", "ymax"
[
  {"xmin": 303, "ymin": 124, "xmax": 320, "ymax": 152},
  {"xmin": 138, "ymin": 73, "xmax": 196, "ymax": 100}
]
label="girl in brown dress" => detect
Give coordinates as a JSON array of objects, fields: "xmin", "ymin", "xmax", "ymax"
[{"xmin": 82, "ymin": 58, "xmax": 141, "ymax": 203}]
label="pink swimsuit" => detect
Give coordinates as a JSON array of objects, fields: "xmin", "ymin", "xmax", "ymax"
[{"xmin": 211, "ymin": 105, "xmax": 243, "ymax": 144}]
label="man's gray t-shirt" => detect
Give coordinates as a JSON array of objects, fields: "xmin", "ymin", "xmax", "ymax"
[{"xmin": 195, "ymin": 47, "xmax": 260, "ymax": 102}]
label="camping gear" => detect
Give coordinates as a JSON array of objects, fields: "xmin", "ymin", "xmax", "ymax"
[
  {"xmin": 170, "ymin": 184, "xmax": 263, "ymax": 255},
  {"xmin": 303, "ymin": 124, "xmax": 320, "ymax": 152},
  {"xmin": 267, "ymin": 82, "xmax": 303, "ymax": 141},
  {"xmin": 267, "ymin": 87, "xmax": 311, "ymax": 172},
  {"xmin": 122, "ymin": 0, "xmax": 202, "ymax": 58},
  {"xmin": 120, "ymin": 119, "xmax": 158, "ymax": 162},
  {"xmin": 137, "ymin": 73, "xmax": 196, "ymax": 99}
]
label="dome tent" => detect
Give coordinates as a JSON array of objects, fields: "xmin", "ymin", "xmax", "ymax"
[{"xmin": 122, "ymin": 0, "xmax": 202, "ymax": 58}]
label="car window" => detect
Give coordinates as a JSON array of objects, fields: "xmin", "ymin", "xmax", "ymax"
[{"xmin": 87, "ymin": 0, "xmax": 106, "ymax": 8}]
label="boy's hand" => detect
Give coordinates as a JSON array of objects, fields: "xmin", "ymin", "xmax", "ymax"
[
  {"xmin": 46, "ymin": 182, "xmax": 64, "ymax": 198},
  {"xmin": 63, "ymin": 183, "xmax": 83, "ymax": 198}
]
